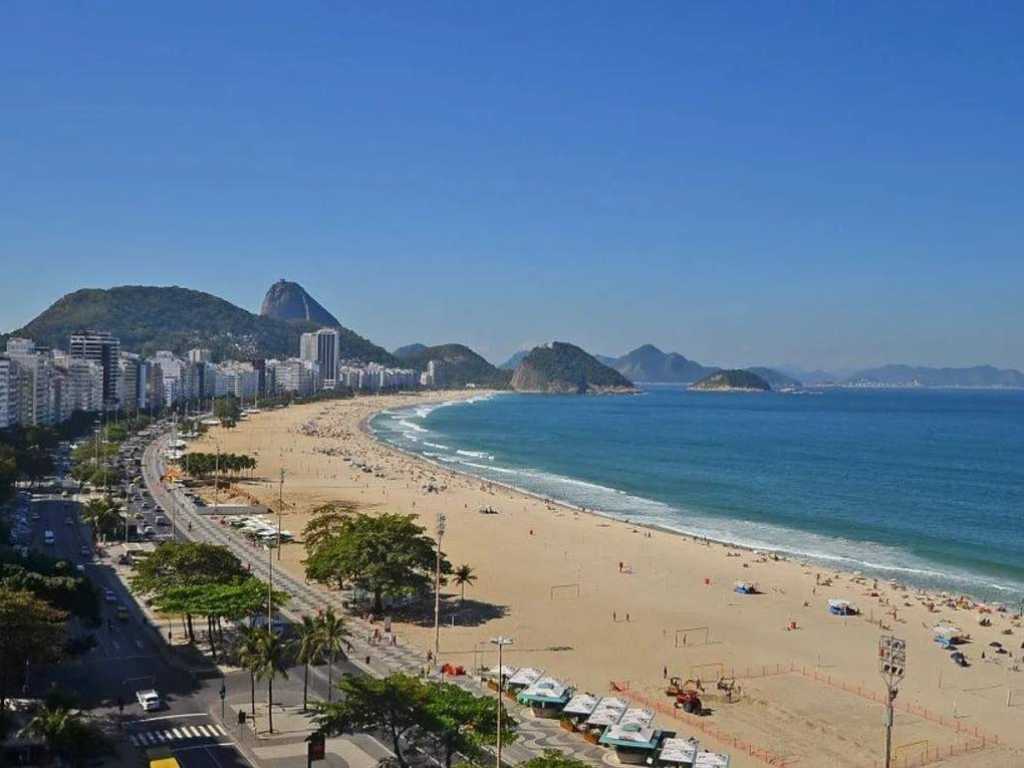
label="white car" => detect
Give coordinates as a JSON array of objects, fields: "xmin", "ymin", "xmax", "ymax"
[{"xmin": 135, "ymin": 689, "xmax": 162, "ymax": 711}]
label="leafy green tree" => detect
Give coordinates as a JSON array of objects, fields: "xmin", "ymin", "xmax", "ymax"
[
  {"xmin": 295, "ymin": 615, "xmax": 324, "ymax": 712},
  {"xmin": 149, "ymin": 579, "xmax": 289, "ymax": 657},
  {"xmin": 302, "ymin": 502, "xmax": 358, "ymax": 554},
  {"xmin": 0, "ymin": 588, "xmax": 66, "ymax": 712},
  {"xmin": 422, "ymin": 682, "xmax": 516, "ymax": 768},
  {"xmin": 0, "ymin": 563, "xmax": 99, "ymax": 623},
  {"xmin": 131, "ymin": 541, "xmax": 248, "ymax": 642},
  {"xmin": 213, "ymin": 396, "xmax": 242, "ymax": 424},
  {"xmin": 317, "ymin": 607, "xmax": 350, "ymax": 702},
  {"xmin": 19, "ymin": 704, "xmax": 113, "ymax": 768},
  {"xmin": 452, "ymin": 564, "xmax": 477, "ymax": 602},
  {"xmin": 313, "ymin": 674, "xmax": 429, "ymax": 768},
  {"xmin": 252, "ymin": 630, "xmax": 291, "ymax": 733},
  {"xmin": 0, "ymin": 445, "xmax": 17, "ymax": 503},
  {"xmin": 304, "ymin": 513, "xmax": 449, "ymax": 612}
]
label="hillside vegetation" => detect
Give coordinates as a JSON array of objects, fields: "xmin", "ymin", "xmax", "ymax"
[
  {"xmin": 395, "ymin": 343, "xmax": 512, "ymax": 388},
  {"xmin": 6, "ymin": 286, "xmax": 394, "ymax": 363},
  {"xmin": 511, "ymin": 342, "xmax": 635, "ymax": 394}
]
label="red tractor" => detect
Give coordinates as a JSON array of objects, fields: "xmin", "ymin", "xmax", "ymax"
[{"xmin": 665, "ymin": 677, "xmax": 703, "ymax": 715}]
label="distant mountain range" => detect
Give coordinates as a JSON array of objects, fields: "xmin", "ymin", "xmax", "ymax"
[
  {"xmin": 611, "ymin": 344, "xmax": 717, "ymax": 384},
  {"xmin": 510, "ymin": 342, "xmax": 635, "ymax": 394},
  {"xmin": 3, "ymin": 283, "xmax": 395, "ymax": 363}
]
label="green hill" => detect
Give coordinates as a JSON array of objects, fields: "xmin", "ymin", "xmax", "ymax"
[
  {"xmin": 511, "ymin": 342, "xmax": 635, "ymax": 394},
  {"xmin": 397, "ymin": 343, "xmax": 512, "ymax": 388},
  {"xmin": 5, "ymin": 285, "xmax": 395, "ymax": 363},
  {"xmin": 691, "ymin": 369, "xmax": 771, "ymax": 391}
]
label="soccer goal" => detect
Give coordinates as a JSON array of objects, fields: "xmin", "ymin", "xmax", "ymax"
[
  {"xmin": 674, "ymin": 626, "xmax": 710, "ymax": 647},
  {"xmin": 550, "ymin": 583, "xmax": 581, "ymax": 599}
]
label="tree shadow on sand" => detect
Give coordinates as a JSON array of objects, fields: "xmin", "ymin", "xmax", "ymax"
[{"xmin": 393, "ymin": 596, "xmax": 509, "ymax": 628}]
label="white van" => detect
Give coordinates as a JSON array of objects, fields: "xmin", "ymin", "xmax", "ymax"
[{"xmin": 43, "ymin": 530, "xmax": 55, "ymax": 545}]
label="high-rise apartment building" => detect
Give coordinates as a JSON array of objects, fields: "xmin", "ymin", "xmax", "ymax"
[
  {"xmin": 69, "ymin": 330, "xmax": 120, "ymax": 409},
  {"xmin": 5, "ymin": 338, "xmax": 54, "ymax": 426},
  {"xmin": 299, "ymin": 329, "xmax": 340, "ymax": 388}
]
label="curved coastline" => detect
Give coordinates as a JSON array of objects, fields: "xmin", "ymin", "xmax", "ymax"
[{"xmin": 363, "ymin": 393, "xmax": 1023, "ymax": 604}]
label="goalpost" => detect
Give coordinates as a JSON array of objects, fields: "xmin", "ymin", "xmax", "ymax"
[
  {"xmin": 674, "ymin": 626, "xmax": 710, "ymax": 647},
  {"xmin": 550, "ymin": 583, "xmax": 581, "ymax": 600}
]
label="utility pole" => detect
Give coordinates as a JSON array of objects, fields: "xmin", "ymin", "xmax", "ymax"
[
  {"xmin": 879, "ymin": 634, "xmax": 906, "ymax": 768},
  {"xmin": 490, "ymin": 636, "xmax": 513, "ymax": 768},
  {"xmin": 433, "ymin": 511, "xmax": 447, "ymax": 666},
  {"xmin": 277, "ymin": 469, "xmax": 284, "ymax": 561},
  {"xmin": 214, "ymin": 444, "xmax": 220, "ymax": 510}
]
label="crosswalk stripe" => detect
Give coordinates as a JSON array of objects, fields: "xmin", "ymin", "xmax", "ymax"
[
  {"xmin": 183, "ymin": 725, "xmax": 198, "ymax": 737},
  {"xmin": 197, "ymin": 725, "xmax": 214, "ymax": 737},
  {"xmin": 171, "ymin": 727, "xmax": 184, "ymax": 738},
  {"xmin": 155, "ymin": 731, "xmax": 168, "ymax": 742},
  {"xmin": 214, "ymin": 723, "xmax": 227, "ymax": 736},
  {"xmin": 141, "ymin": 732, "xmax": 154, "ymax": 745},
  {"xmin": 129, "ymin": 735, "xmax": 140, "ymax": 746}
]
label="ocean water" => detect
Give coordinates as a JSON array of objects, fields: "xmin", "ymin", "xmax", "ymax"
[{"xmin": 370, "ymin": 388, "xmax": 1024, "ymax": 603}]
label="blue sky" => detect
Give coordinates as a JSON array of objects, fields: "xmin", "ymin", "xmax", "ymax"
[{"xmin": 2, "ymin": 2, "xmax": 1021, "ymax": 370}]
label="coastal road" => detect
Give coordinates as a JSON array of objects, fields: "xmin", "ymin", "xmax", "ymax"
[
  {"xmin": 23, "ymin": 485, "xmax": 255, "ymax": 768},
  {"xmin": 141, "ymin": 428, "xmax": 610, "ymax": 768}
]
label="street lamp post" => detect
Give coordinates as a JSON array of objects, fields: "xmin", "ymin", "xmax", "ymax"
[
  {"xmin": 490, "ymin": 636, "xmax": 513, "ymax": 768},
  {"xmin": 433, "ymin": 511, "xmax": 447, "ymax": 666},
  {"xmin": 277, "ymin": 469, "xmax": 284, "ymax": 561},
  {"xmin": 879, "ymin": 634, "xmax": 906, "ymax": 768}
]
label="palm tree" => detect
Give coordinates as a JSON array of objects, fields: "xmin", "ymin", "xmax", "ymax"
[
  {"xmin": 252, "ymin": 629, "xmax": 291, "ymax": 733},
  {"xmin": 295, "ymin": 614, "xmax": 324, "ymax": 712},
  {"xmin": 318, "ymin": 607, "xmax": 350, "ymax": 702},
  {"xmin": 235, "ymin": 626, "xmax": 263, "ymax": 719},
  {"xmin": 20, "ymin": 705, "xmax": 110, "ymax": 768},
  {"xmin": 452, "ymin": 564, "xmax": 477, "ymax": 601},
  {"xmin": 81, "ymin": 497, "xmax": 120, "ymax": 542}
]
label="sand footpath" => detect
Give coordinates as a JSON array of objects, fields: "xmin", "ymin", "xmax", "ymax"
[{"xmin": 189, "ymin": 391, "xmax": 1024, "ymax": 768}]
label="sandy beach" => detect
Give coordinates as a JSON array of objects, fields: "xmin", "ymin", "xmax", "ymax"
[{"xmin": 187, "ymin": 391, "xmax": 1024, "ymax": 768}]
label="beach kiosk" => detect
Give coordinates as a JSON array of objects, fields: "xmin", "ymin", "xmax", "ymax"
[
  {"xmin": 693, "ymin": 751, "xmax": 730, "ymax": 768},
  {"xmin": 561, "ymin": 692, "xmax": 600, "ymax": 731},
  {"xmin": 656, "ymin": 737, "xmax": 699, "ymax": 767},
  {"xmin": 583, "ymin": 696, "xmax": 629, "ymax": 743},
  {"xmin": 517, "ymin": 676, "xmax": 573, "ymax": 718},
  {"xmin": 506, "ymin": 667, "xmax": 543, "ymax": 695},
  {"xmin": 484, "ymin": 665, "xmax": 518, "ymax": 692},
  {"xmin": 827, "ymin": 598, "xmax": 858, "ymax": 616},
  {"xmin": 599, "ymin": 721, "xmax": 665, "ymax": 765}
]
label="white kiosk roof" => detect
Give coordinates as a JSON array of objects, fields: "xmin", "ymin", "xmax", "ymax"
[
  {"xmin": 507, "ymin": 667, "xmax": 543, "ymax": 687},
  {"xmin": 659, "ymin": 737, "xmax": 698, "ymax": 764},
  {"xmin": 562, "ymin": 692, "xmax": 600, "ymax": 716}
]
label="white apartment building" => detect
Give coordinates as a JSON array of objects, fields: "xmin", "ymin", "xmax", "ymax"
[
  {"xmin": 5, "ymin": 338, "xmax": 54, "ymax": 426},
  {"xmin": 268, "ymin": 358, "xmax": 319, "ymax": 396},
  {"xmin": 0, "ymin": 357, "xmax": 14, "ymax": 429}
]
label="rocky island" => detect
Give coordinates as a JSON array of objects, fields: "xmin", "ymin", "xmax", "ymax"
[
  {"xmin": 511, "ymin": 341, "xmax": 636, "ymax": 394},
  {"xmin": 690, "ymin": 369, "xmax": 771, "ymax": 392}
]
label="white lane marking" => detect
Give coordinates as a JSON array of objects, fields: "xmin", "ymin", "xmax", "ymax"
[
  {"xmin": 214, "ymin": 724, "xmax": 227, "ymax": 736},
  {"xmin": 137, "ymin": 712, "xmax": 210, "ymax": 722},
  {"xmin": 196, "ymin": 725, "xmax": 214, "ymax": 737},
  {"xmin": 170, "ymin": 727, "xmax": 184, "ymax": 738},
  {"xmin": 184, "ymin": 725, "xmax": 200, "ymax": 737}
]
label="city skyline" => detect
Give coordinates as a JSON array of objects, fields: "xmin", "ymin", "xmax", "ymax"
[{"xmin": 2, "ymin": 4, "xmax": 1022, "ymax": 370}]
